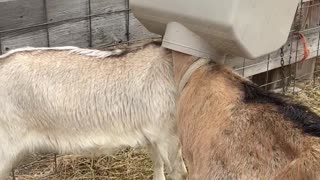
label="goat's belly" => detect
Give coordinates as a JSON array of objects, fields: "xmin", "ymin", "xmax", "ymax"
[
  {"xmin": 190, "ymin": 127, "xmax": 295, "ymax": 180},
  {"xmin": 30, "ymin": 127, "xmax": 149, "ymax": 156}
]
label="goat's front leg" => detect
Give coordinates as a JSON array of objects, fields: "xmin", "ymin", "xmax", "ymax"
[{"xmin": 148, "ymin": 144, "xmax": 166, "ymax": 180}]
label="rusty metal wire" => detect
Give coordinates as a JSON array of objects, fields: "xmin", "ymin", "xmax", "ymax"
[
  {"xmin": 260, "ymin": 69, "xmax": 320, "ymax": 88},
  {"xmin": 293, "ymin": 0, "xmax": 304, "ymax": 94},
  {"xmin": 314, "ymin": 31, "xmax": 320, "ymax": 86},
  {"xmin": 43, "ymin": 0, "xmax": 50, "ymax": 47},
  {"xmin": 264, "ymin": 55, "xmax": 271, "ymax": 90},
  {"xmin": 125, "ymin": 0, "xmax": 130, "ymax": 43},
  {"xmin": 0, "ymin": 33, "xmax": 2, "ymax": 55},
  {"xmin": 88, "ymin": 0, "xmax": 93, "ymax": 48},
  {"xmin": 280, "ymin": 46, "xmax": 286, "ymax": 93},
  {"xmin": 287, "ymin": 34, "xmax": 295, "ymax": 91}
]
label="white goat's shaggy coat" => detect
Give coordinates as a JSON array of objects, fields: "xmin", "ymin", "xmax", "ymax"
[{"xmin": 0, "ymin": 44, "xmax": 186, "ymax": 180}]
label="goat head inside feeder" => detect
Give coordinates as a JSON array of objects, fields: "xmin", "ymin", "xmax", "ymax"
[{"xmin": 130, "ymin": 0, "xmax": 300, "ymax": 60}]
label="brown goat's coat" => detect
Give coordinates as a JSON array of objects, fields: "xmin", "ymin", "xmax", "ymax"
[{"xmin": 174, "ymin": 52, "xmax": 320, "ymax": 180}]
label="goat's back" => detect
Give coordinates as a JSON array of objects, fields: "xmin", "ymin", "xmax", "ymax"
[
  {"xmin": 178, "ymin": 64, "xmax": 320, "ymax": 180},
  {"xmin": 0, "ymin": 44, "xmax": 176, "ymax": 154}
]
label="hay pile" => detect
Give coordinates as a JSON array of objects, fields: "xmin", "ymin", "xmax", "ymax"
[
  {"xmin": 289, "ymin": 78, "xmax": 320, "ymax": 116},
  {"xmin": 13, "ymin": 148, "xmax": 154, "ymax": 180}
]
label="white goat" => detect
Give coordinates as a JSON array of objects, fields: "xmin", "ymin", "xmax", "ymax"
[{"xmin": 0, "ymin": 43, "xmax": 187, "ymax": 180}]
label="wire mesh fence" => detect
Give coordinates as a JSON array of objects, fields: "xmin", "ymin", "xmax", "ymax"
[
  {"xmin": 234, "ymin": 0, "xmax": 320, "ymax": 94},
  {"xmin": 0, "ymin": 0, "xmax": 157, "ymax": 55}
]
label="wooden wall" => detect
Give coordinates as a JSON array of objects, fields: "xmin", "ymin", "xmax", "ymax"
[{"xmin": 0, "ymin": 0, "xmax": 157, "ymax": 54}]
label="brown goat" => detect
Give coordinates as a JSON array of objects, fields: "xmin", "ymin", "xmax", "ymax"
[{"xmin": 173, "ymin": 51, "xmax": 320, "ymax": 180}]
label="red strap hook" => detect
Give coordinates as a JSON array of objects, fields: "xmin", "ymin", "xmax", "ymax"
[{"xmin": 294, "ymin": 32, "xmax": 310, "ymax": 63}]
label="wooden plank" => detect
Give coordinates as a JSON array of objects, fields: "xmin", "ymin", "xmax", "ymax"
[
  {"xmin": 46, "ymin": 0, "xmax": 87, "ymax": 22},
  {"xmin": 91, "ymin": 13, "xmax": 126, "ymax": 48},
  {"xmin": 227, "ymin": 28, "xmax": 320, "ymax": 77},
  {"xmin": 301, "ymin": 0, "xmax": 320, "ymax": 30},
  {"xmin": 296, "ymin": 57, "xmax": 316, "ymax": 80},
  {"xmin": 128, "ymin": 13, "xmax": 158, "ymax": 41},
  {"xmin": 252, "ymin": 57, "xmax": 316, "ymax": 90},
  {"xmin": 48, "ymin": 20, "xmax": 90, "ymax": 48},
  {"xmin": 0, "ymin": 0, "xmax": 45, "ymax": 31},
  {"xmin": 1, "ymin": 29, "xmax": 48, "ymax": 53},
  {"xmin": 91, "ymin": 0, "xmax": 126, "ymax": 14},
  {"xmin": 45, "ymin": 0, "xmax": 128, "ymax": 48}
]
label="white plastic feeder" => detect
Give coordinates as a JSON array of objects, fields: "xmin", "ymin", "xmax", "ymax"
[{"xmin": 130, "ymin": 0, "xmax": 299, "ymax": 59}]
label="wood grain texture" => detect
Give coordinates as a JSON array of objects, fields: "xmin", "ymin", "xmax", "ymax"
[
  {"xmin": 0, "ymin": 0, "xmax": 157, "ymax": 54},
  {"xmin": 226, "ymin": 30, "xmax": 320, "ymax": 77},
  {"xmin": 0, "ymin": 0, "xmax": 45, "ymax": 31}
]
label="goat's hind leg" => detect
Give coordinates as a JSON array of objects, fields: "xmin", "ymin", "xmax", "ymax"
[
  {"xmin": 0, "ymin": 157, "xmax": 13, "ymax": 180},
  {"xmin": 0, "ymin": 142, "xmax": 21, "ymax": 179},
  {"xmin": 0, "ymin": 127, "xmax": 28, "ymax": 180},
  {"xmin": 148, "ymin": 144, "xmax": 166, "ymax": 180},
  {"xmin": 272, "ymin": 147, "xmax": 320, "ymax": 180}
]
